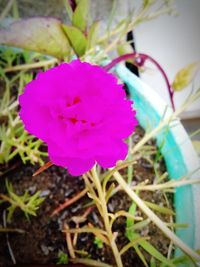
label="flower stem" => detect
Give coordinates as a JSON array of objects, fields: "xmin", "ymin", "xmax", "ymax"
[
  {"xmin": 113, "ymin": 170, "xmax": 200, "ymax": 262},
  {"xmin": 140, "ymin": 53, "xmax": 175, "ymax": 111},
  {"xmin": 104, "ymin": 53, "xmax": 175, "ymax": 110},
  {"xmin": 91, "ymin": 166, "xmax": 123, "ymax": 267}
]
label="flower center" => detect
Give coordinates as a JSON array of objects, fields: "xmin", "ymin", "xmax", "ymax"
[{"xmin": 56, "ymin": 97, "xmax": 91, "ymax": 125}]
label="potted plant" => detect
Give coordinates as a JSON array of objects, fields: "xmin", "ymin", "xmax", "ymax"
[{"xmin": 0, "ymin": 0, "xmax": 199, "ymax": 266}]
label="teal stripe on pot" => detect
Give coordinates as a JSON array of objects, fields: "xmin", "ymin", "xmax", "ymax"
[{"xmin": 116, "ymin": 63, "xmax": 200, "ymax": 261}]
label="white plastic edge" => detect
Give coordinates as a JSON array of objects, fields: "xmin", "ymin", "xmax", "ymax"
[{"xmin": 116, "ymin": 63, "xmax": 200, "ymax": 249}]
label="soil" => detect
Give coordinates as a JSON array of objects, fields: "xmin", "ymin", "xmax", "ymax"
[{"xmin": 0, "ymin": 126, "xmax": 174, "ymax": 267}]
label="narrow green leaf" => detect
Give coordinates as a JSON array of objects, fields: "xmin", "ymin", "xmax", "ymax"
[
  {"xmin": 127, "ymin": 218, "xmax": 151, "ymax": 232},
  {"xmin": 105, "ymin": 183, "xmax": 115, "ymax": 203},
  {"xmin": 134, "ymin": 245, "xmax": 149, "ymax": 267},
  {"xmin": 150, "ymin": 257, "xmax": 157, "ymax": 267},
  {"xmin": 172, "ymin": 62, "xmax": 200, "ymax": 91},
  {"xmin": 6, "ymin": 180, "xmax": 13, "ymax": 194},
  {"xmin": 63, "ymin": 0, "xmax": 74, "ymax": 20},
  {"xmin": 0, "ymin": 17, "xmax": 70, "ymax": 59},
  {"xmin": 72, "ymin": 0, "xmax": 89, "ymax": 31},
  {"xmin": 167, "ymin": 250, "xmax": 200, "ymax": 267},
  {"xmin": 143, "ymin": 0, "xmax": 155, "ymax": 7},
  {"xmin": 62, "ymin": 24, "xmax": 87, "ymax": 56},
  {"xmin": 87, "ymin": 21, "xmax": 100, "ymax": 49},
  {"xmin": 131, "ymin": 233, "xmax": 176, "ymax": 267},
  {"xmin": 144, "ymin": 201, "xmax": 175, "ymax": 216},
  {"xmin": 139, "ymin": 238, "xmax": 175, "ymax": 267},
  {"xmin": 117, "ymin": 42, "xmax": 133, "ymax": 56},
  {"xmin": 126, "ymin": 202, "xmax": 137, "ymax": 239},
  {"xmin": 7, "ymin": 206, "xmax": 16, "ymax": 223},
  {"xmin": 107, "ymin": 0, "xmax": 117, "ymax": 31},
  {"xmin": 117, "ymin": 42, "xmax": 134, "ymax": 63},
  {"xmin": 126, "ymin": 201, "xmax": 175, "ymax": 267}
]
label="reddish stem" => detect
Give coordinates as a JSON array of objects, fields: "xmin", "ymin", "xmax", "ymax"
[
  {"xmin": 33, "ymin": 161, "xmax": 53, "ymax": 177},
  {"xmin": 140, "ymin": 53, "xmax": 175, "ymax": 111},
  {"xmin": 51, "ymin": 188, "xmax": 88, "ymax": 217},
  {"xmin": 104, "ymin": 53, "xmax": 175, "ymax": 111},
  {"xmin": 104, "ymin": 52, "xmax": 137, "ymax": 72}
]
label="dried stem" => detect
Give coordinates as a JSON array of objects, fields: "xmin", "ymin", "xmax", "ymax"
[
  {"xmin": 90, "ymin": 166, "xmax": 123, "ymax": 267},
  {"xmin": 64, "ymin": 224, "xmax": 75, "ymax": 259},
  {"xmin": 51, "ymin": 188, "xmax": 88, "ymax": 217},
  {"xmin": 113, "ymin": 171, "xmax": 200, "ymax": 262},
  {"xmin": 132, "ymin": 177, "xmax": 200, "ymax": 191},
  {"xmin": 33, "ymin": 161, "xmax": 53, "ymax": 177},
  {"xmin": 71, "ymin": 257, "xmax": 113, "ymax": 267}
]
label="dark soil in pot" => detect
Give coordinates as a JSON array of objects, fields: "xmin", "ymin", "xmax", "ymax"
[{"xmin": 0, "ymin": 126, "xmax": 173, "ymax": 267}]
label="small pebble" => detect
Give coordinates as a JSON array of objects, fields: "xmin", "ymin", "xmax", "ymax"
[
  {"xmin": 40, "ymin": 244, "xmax": 49, "ymax": 255},
  {"xmin": 108, "ymin": 203, "xmax": 114, "ymax": 212},
  {"xmin": 28, "ymin": 185, "xmax": 37, "ymax": 194},
  {"xmin": 64, "ymin": 188, "xmax": 74, "ymax": 197},
  {"xmin": 71, "ymin": 204, "xmax": 81, "ymax": 213},
  {"xmin": 141, "ymin": 161, "xmax": 152, "ymax": 169},
  {"xmin": 80, "ymin": 235, "xmax": 89, "ymax": 242},
  {"xmin": 40, "ymin": 190, "xmax": 50, "ymax": 197}
]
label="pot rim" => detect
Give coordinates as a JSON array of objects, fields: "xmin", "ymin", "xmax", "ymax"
[{"xmin": 116, "ymin": 63, "xmax": 200, "ymax": 258}]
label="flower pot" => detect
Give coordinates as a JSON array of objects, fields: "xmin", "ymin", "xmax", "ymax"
[{"xmin": 116, "ymin": 64, "xmax": 200, "ymax": 261}]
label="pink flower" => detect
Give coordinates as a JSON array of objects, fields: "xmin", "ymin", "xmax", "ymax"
[{"xmin": 19, "ymin": 60, "xmax": 137, "ymax": 176}]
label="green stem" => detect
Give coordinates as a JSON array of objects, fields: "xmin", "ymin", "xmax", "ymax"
[
  {"xmin": 113, "ymin": 171, "xmax": 200, "ymax": 262},
  {"xmin": 71, "ymin": 258, "xmax": 113, "ymax": 267},
  {"xmin": 127, "ymin": 137, "xmax": 133, "ymax": 184},
  {"xmin": 91, "ymin": 166, "xmax": 123, "ymax": 267},
  {"xmin": 12, "ymin": 0, "xmax": 19, "ymax": 19},
  {"xmin": 4, "ymin": 59, "xmax": 58, "ymax": 73},
  {"xmin": 0, "ymin": 0, "xmax": 14, "ymax": 23}
]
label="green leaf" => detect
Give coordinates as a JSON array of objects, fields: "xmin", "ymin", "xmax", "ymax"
[
  {"xmin": 87, "ymin": 21, "xmax": 100, "ymax": 49},
  {"xmin": 117, "ymin": 42, "xmax": 133, "ymax": 63},
  {"xmin": 126, "ymin": 201, "xmax": 175, "ymax": 267},
  {"xmin": 126, "ymin": 202, "xmax": 137, "ymax": 239},
  {"xmin": 72, "ymin": 0, "xmax": 89, "ymax": 31},
  {"xmin": 172, "ymin": 62, "xmax": 200, "ymax": 91},
  {"xmin": 0, "ymin": 17, "xmax": 70, "ymax": 59},
  {"xmin": 63, "ymin": 0, "xmax": 74, "ymax": 21},
  {"xmin": 7, "ymin": 206, "xmax": 16, "ymax": 223},
  {"xmin": 139, "ymin": 238, "xmax": 175, "ymax": 267},
  {"xmin": 150, "ymin": 257, "xmax": 157, "ymax": 267},
  {"xmin": 127, "ymin": 219, "xmax": 150, "ymax": 232},
  {"xmin": 94, "ymin": 237, "xmax": 103, "ymax": 249},
  {"xmin": 143, "ymin": 0, "xmax": 155, "ymax": 7},
  {"xmin": 62, "ymin": 24, "xmax": 87, "ymax": 56},
  {"xmin": 131, "ymin": 233, "xmax": 176, "ymax": 267},
  {"xmin": 134, "ymin": 245, "xmax": 149, "ymax": 267},
  {"xmin": 167, "ymin": 250, "xmax": 200, "ymax": 267},
  {"xmin": 57, "ymin": 250, "xmax": 69, "ymax": 264},
  {"xmin": 144, "ymin": 201, "xmax": 175, "ymax": 216}
]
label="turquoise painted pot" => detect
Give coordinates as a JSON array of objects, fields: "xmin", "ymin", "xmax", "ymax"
[{"xmin": 116, "ymin": 64, "xmax": 200, "ymax": 261}]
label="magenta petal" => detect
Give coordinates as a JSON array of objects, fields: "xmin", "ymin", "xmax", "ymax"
[
  {"xmin": 18, "ymin": 59, "xmax": 137, "ymax": 176},
  {"xmin": 49, "ymin": 152, "xmax": 95, "ymax": 176},
  {"xmin": 96, "ymin": 140, "xmax": 128, "ymax": 168}
]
